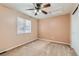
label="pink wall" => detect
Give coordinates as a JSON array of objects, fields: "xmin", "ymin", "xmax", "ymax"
[
  {"xmin": 39, "ymin": 14, "xmax": 70, "ymax": 44},
  {"xmin": 0, "ymin": 5, "xmax": 38, "ymax": 53}
]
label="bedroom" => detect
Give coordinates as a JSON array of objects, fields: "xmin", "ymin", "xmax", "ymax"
[{"xmin": 0, "ymin": 3, "xmax": 79, "ymax": 56}]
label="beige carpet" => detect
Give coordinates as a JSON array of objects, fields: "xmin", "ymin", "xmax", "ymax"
[{"xmin": 0, "ymin": 39, "xmax": 77, "ymax": 56}]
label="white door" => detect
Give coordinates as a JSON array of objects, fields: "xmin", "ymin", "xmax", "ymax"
[{"xmin": 71, "ymin": 5, "xmax": 79, "ymax": 55}]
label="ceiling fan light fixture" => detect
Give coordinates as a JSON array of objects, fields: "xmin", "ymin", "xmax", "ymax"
[
  {"xmin": 39, "ymin": 10, "xmax": 41, "ymax": 13},
  {"xmin": 34, "ymin": 10, "xmax": 37, "ymax": 13},
  {"xmin": 26, "ymin": 3, "xmax": 51, "ymax": 16}
]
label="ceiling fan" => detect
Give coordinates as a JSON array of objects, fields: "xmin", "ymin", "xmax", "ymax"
[{"xmin": 26, "ymin": 3, "xmax": 51, "ymax": 16}]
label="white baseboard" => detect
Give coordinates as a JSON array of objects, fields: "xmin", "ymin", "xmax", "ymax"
[
  {"xmin": 0, "ymin": 38, "xmax": 38, "ymax": 53},
  {"xmin": 39, "ymin": 38, "xmax": 70, "ymax": 46}
]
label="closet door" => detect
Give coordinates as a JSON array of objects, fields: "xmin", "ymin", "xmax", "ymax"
[{"xmin": 71, "ymin": 5, "xmax": 79, "ymax": 55}]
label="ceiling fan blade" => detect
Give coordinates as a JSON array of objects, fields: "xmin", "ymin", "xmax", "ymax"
[
  {"xmin": 43, "ymin": 3, "xmax": 51, "ymax": 8},
  {"xmin": 41, "ymin": 10, "xmax": 47, "ymax": 14},
  {"xmin": 35, "ymin": 12, "xmax": 37, "ymax": 16},
  {"xmin": 33, "ymin": 3, "xmax": 37, "ymax": 8},
  {"xmin": 26, "ymin": 8, "xmax": 35, "ymax": 10},
  {"xmin": 35, "ymin": 13, "xmax": 37, "ymax": 16}
]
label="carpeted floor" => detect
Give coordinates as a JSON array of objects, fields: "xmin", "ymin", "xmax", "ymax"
[{"xmin": 0, "ymin": 39, "xmax": 77, "ymax": 56}]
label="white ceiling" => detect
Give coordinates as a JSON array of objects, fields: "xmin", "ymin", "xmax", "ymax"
[{"xmin": 2, "ymin": 3, "xmax": 77, "ymax": 19}]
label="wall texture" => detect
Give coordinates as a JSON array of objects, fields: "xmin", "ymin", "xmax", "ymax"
[
  {"xmin": 39, "ymin": 14, "xmax": 70, "ymax": 44},
  {"xmin": 0, "ymin": 5, "xmax": 38, "ymax": 53}
]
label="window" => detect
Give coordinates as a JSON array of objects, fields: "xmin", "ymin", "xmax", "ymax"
[{"xmin": 17, "ymin": 17, "xmax": 31, "ymax": 34}]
